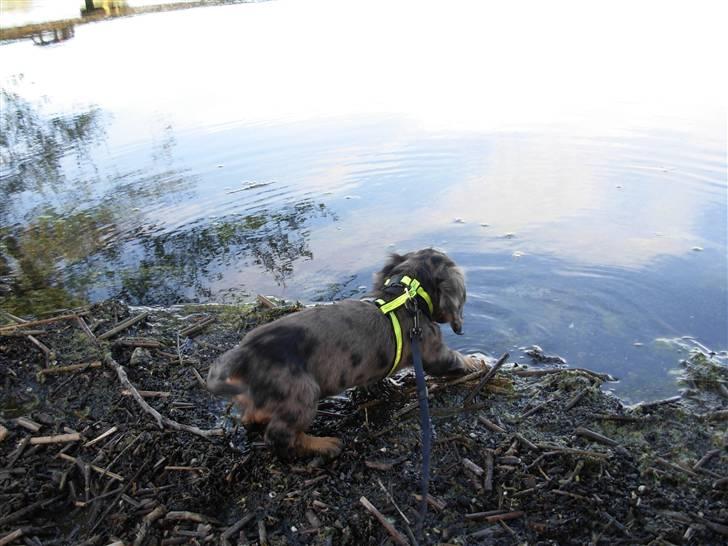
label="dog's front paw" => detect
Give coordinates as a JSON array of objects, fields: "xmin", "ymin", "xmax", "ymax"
[{"xmin": 295, "ymin": 433, "xmax": 343, "ymax": 458}]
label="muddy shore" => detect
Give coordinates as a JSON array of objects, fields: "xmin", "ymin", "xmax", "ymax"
[{"xmin": 1, "ymin": 300, "xmax": 726, "ymax": 545}]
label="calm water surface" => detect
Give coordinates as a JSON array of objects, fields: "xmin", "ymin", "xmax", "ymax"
[{"xmin": 1, "ymin": 0, "xmax": 726, "ymax": 400}]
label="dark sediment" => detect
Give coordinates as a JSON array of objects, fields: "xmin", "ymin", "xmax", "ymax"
[{"xmin": 1, "ymin": 300, "xmax": 726, "ymax": 545}]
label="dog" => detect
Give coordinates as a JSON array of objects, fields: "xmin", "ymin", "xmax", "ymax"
[{"xmin": 207, "ymin": 248, "xmax": 484, "ymax": 457}]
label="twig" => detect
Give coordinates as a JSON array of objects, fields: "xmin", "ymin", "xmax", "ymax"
[
  {"xmin": 565, "ymin": 387, "xmax": 591, "ymax": 410},
  {"xmin": 411, "ymin": 493, "xmax": 446, "ymax": 512},
  {"xmin": 574, "ymin": 427, "xmax": 630, "ymax": 456},
  {"xmin": 84, "ymin": 426, "xmax": 119, "ymax": 447},
  {"xmin": 520, "ymin": 399, "xmax": 553, "ymax": 419},
  {"xmin": 469, "ymin": 510, "xmax": 525, "ymax": 524},
  {"xmin": 634, "ymin": 396, "xmax": 682, "ymax": 411},
  {"xmin": 29, "ymin": 432, "xmax": 80, "ymax": 445},
  {"xmin": 121, "ymin": 389, "xmax": 171, "ymax": 398},
  {"xmin": 166, "ymin": 511, "xmax": 220, "ymax": 525},
  {"xmin": 477, "ymin": 414, "xmax": 506, "ymax": 433},
  {"xmin": 463, "ymin": 457, "xmax": 485, "ymax": 477},
  {"xmin": 0, "ymin": 425, "xmax": 7, "ymax": 443},
  {"xmin": 511, "ymin": 367, "xmax": 615, "ymax": 381},
  {"xmin": 377, "ymin": 479, "xmax": 411, "ymax": 525},
  {"xmin": 258, "ymin": 519, "xmax": 268, "ymax": 546},
  {"xmin": 465, "ymin": 509, "xmax": 509, "ymax": 520},
  {"xmin": 76, "ymin": 315, "xmax": 98, "ymax": 342},
  {"xmin": 38, "ymin": 361, "xmax": 102, "ymax": 375},
  {"xmin": 463, "ymin": 352, "xmax": 509, "ymax": 406},
  {"xmin": 97, "ymin": 311, "xmax": 149, "ymax": 341},
  {"xmin": 190, "ymin": 366, "xmax": 206, "ymax": 388},
  {"xmin": 0, "ymin": 495, "xmax": 61, "ymax": 527},
  {"xmin": 514, "ymin": 433, "xmax": 539, "ymax": 452},
  {"xmin": 394, "ymin": 363, "xmax": 506, "ymax": 419},
  {"xmin": 89, "ymin": 459, "xmax": 150, "ymax": 535},
  {"xmin": 536, "ymin": 443, "xmax": 610, "ymax": 459},
  {"xmin": 115, "ymin": 337, "xmax": 162, "ymax": 348},
  {"xmin": 104, "ymin": 353, "xmax": 224, "ymax": 439},
  {"xmin": 26, "ymin": 335, "xmax": 53, "ymax": 365},
  {"xmin": 359, "ymin": 496, "xmax": 409, "ymax": 545},
  {"xmin": 58, "ymin": 453, "xmax": 125, "ymax": 481},
  {"xmin": 0, "ymin": 528, "xmax": 30, "ymax": 546},
  {"xmin": 256, "ymin": 294, "xmax": 277, "ymax": 308},
  {"xmin": 221, "ymin": 514, "xmax": 255, "ymax": 541},
  {"xmin": 702, "ymin": 409, "xmax": 728, "ymax": 421},
  {"xmin": 0, "ymin": 313, "xmax": 81, "ymax": 333},
  {"xmin": 73, "ymin": 486, "xmax": 125, "ymax": 507},
  {"xmin": 593, "ymin": 413, "xmax": 641, "ymax": 422},
  {"xmin": 133, "ymin": 504, "xmax": 167, "ymax": 546},
  {"xmin": 484, "ymin": 449, "xmax": 494, "ymax": 492},
  {"xmin": 179, "ymin": 316, "xmax": 216, "ymax": 337},
  {"xmin": 655, "ymin": 457, "xmax": 698, "ymax": 477},
  {"xmin": 14, "ymin": 417, "xmax": 41, "ymax": 432}
]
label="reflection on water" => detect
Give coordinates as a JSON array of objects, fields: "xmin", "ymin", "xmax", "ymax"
[
  {"xmin": 0, "ymin": 0, "xmax": 726, "ymax": 400},
  {"xmin": 0, "ymin": 80, "xmax": 336, "ymax": 311}
]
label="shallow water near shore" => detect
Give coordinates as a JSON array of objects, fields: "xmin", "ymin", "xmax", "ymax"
[{"xmin": 1, "ymin": 0, "xmax": 726, "ymax": 401}]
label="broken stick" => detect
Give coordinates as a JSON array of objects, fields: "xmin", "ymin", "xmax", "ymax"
[
  {"xmin": 104, "ymin": 354, "xmax": 224, "ymax": 439},
  {"xmin": 359, "ymin": 496, "xmax": 409, "ymax": 546}
]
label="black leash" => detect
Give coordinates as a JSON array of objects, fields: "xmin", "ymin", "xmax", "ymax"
[{"xmin": 408, "ymin": 300, "xmax": 431, "ymax": 540}]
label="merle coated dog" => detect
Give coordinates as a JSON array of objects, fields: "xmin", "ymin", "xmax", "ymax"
[{"xmin": 207, "ymin": 249, "xmax": 483, "ymax": 457}]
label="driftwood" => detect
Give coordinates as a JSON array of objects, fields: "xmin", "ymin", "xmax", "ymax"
[{"xmin": 104, "ymin": 354, "xmax": 224, "ymax": 439}]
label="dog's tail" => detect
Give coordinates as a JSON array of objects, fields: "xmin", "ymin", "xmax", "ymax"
[{"xmin": 206, "ymin": 350, "xmax": 246, "ymax": 396}]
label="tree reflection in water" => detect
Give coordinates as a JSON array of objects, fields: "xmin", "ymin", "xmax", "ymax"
[{"xmin": 0, "ymin": 84, "xmax": 336, "ymax": 315}]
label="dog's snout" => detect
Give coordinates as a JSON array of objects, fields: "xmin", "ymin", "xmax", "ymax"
[{"xmin": 451, "ymin": 319, "xmax": 464, "ymax": 335}]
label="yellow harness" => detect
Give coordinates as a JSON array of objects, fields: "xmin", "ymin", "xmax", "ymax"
[{"xmin": 374, "ymin": 276, "xmax": 434, "ymax": 377}]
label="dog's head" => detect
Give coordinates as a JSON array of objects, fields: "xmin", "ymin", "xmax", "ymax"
[{"xmin": 373, "ymin": 248, "xmax": 466, "ymax": 334}]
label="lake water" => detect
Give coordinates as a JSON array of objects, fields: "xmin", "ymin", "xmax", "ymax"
[{"xmin": 1, "ymin": 0, "xmax": 726, "ymax": 401}]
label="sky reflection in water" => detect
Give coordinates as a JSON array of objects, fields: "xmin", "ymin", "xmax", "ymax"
[{"xmin": 0, "ymin": 0, "xmax": 726, "ymax": 401}]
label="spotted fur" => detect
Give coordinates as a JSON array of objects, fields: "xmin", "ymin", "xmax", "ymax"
[{"xmin": 207, "ymin": 248, "xmax": 482, "ymax": 458}]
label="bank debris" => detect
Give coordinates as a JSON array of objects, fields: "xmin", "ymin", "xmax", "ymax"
[{"xmin": 1, "ymin": 300, "xmax": 726, "ymax": 545}]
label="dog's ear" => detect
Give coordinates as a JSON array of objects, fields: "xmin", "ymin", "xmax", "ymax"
[
  {"xmin": 373, "ymin": 252, "xmax": 408, "ymax": 289},
  {"xmin": 437, "ymin": 265, "xmax": 466, "ymax": 334}
]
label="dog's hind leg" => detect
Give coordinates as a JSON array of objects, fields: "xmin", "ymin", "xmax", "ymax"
[{"xmin": 263, "ymin": 374, "xmax": 342, "ymax": 458}]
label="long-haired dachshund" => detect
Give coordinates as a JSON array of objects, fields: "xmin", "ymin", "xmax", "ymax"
[{"xmin": 207, "ymin": 249, "xmax": 484, "ymax": 457}]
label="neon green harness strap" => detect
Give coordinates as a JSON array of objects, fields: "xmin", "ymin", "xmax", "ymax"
[
  {"xmin": 375, "ymin": 276, "xmax": 434, "ymax": 377},
  {"xmin": 375, "ymin": 298, "xmax": 402, "ymax": 376}
]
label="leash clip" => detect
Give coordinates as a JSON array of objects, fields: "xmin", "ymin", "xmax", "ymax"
[{"xmin": 408, "ymin": 299, "xmax": 423, "ymax": 340}]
